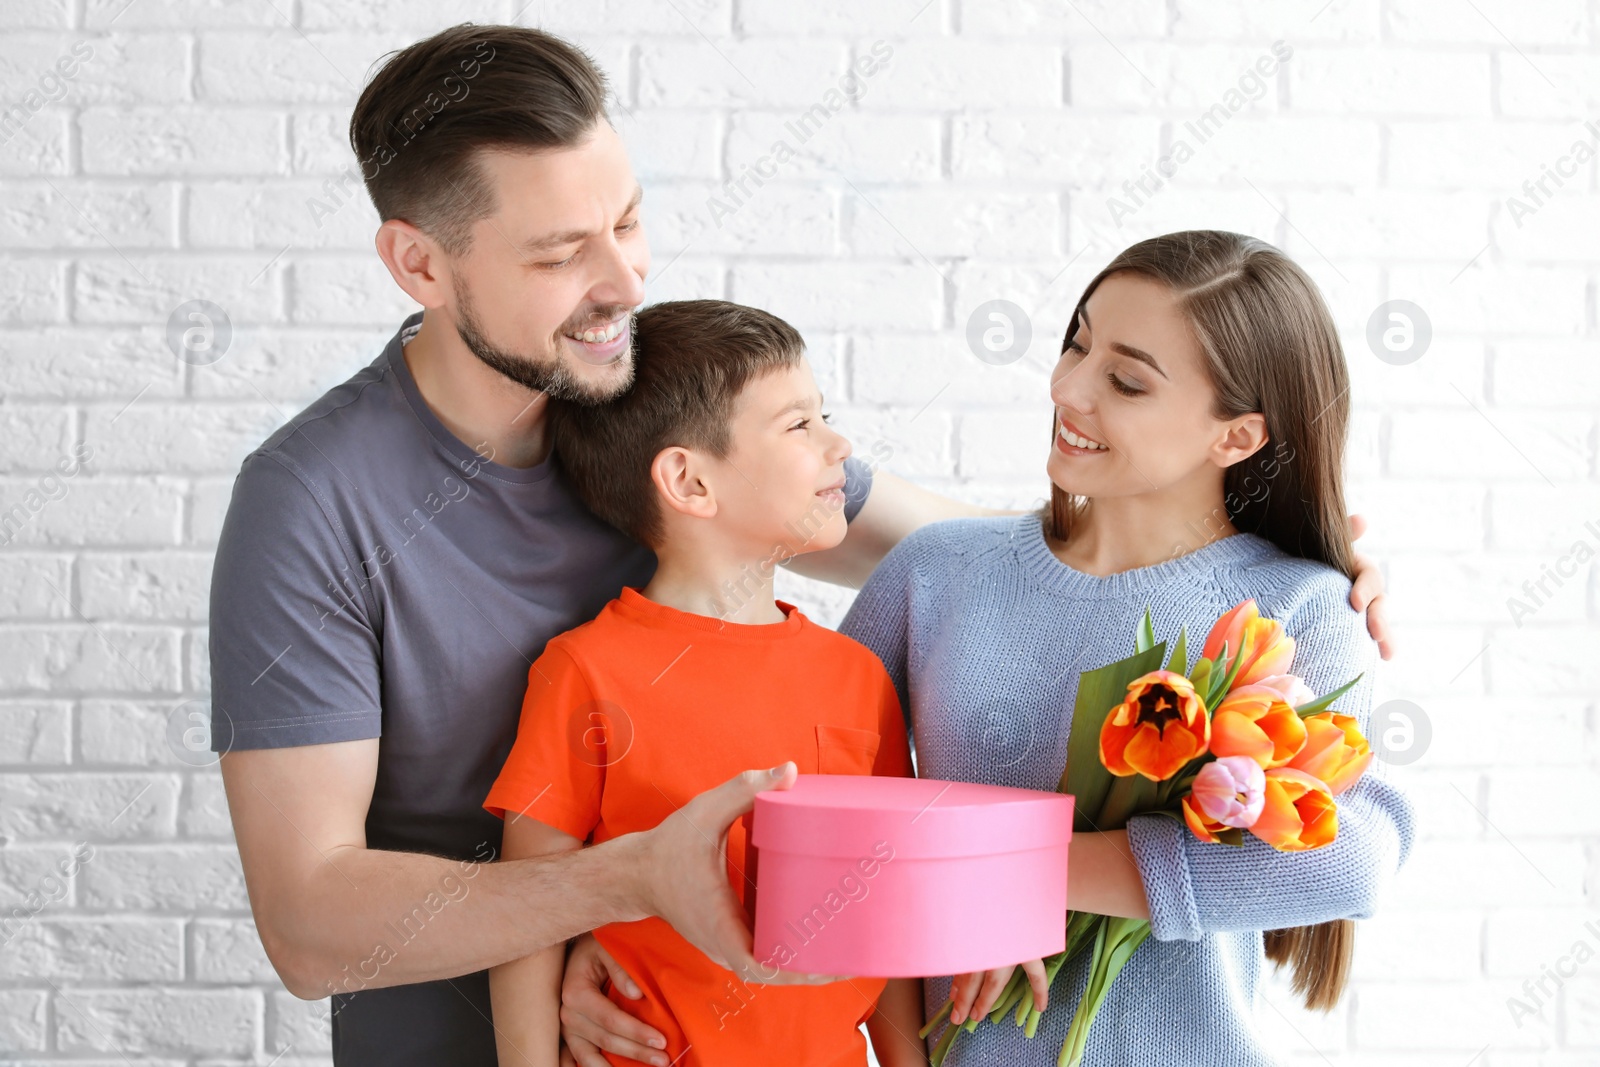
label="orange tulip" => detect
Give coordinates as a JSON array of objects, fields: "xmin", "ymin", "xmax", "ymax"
[
  {"xmin": 1249, "ymin": 767, "xmax": 1338, "ymax": 851},
  {"xmin": 1287, "ymin": 712, "xmax": 1373, "ymax": 795},
  {"xmin": 1209, "ymin": 684, "xmax": 1308, "ymax": 769},
  {"xmin": 1182, "ymin": 794, "xmax": 1231, "ymax": 844},
  {"xmin": 1201, "ymin": 599, "xmax": 1296, "ymax": 690},
  {"xmin": 1100, "ymin": 670, "xmax": 1210, "ymax": 782}
]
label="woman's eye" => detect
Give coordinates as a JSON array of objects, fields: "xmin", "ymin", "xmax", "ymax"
[{"xmin": 1105, "ymin": 372, "xmax": 1144, "ymax": 397}]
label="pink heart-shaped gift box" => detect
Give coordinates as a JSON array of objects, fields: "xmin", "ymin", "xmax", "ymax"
[{"xmin": 748, "ymin": 775, "xmax": 1074, "ymax": 977}]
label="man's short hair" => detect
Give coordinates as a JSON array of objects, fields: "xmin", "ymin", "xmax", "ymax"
[
  {"xmin": 349, "ymin": 23, "xmax": 608, "ymax": 255},
  {"xmin": 550, "ymin": 300, "xmax": 806, "ymax": 548}
]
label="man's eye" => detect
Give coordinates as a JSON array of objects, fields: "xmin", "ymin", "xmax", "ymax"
[
  {"xmin": 541, "ymin": 255, "xmax": 576, "ymax": 270},
  {"xmin": 617, "ymin": 219, "xmax": 640, "ymax": 233}
]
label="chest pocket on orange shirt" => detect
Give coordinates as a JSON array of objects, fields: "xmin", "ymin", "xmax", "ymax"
[{"xmin": 815, "ymin": 724, "xmax": 881, "ymax": 776}]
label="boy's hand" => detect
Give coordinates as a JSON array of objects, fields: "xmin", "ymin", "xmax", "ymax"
[
  {"xmin": 560, "ymin": 933, "xmax": 668, "ymax": 1067},
  {"xmin": 947, "ymin": 959, "xmax": 1049, "ymax": 1025}
]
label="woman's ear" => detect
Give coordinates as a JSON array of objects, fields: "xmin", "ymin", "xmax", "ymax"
[
  {"xmin": 650, "ymin": 447, "xmax": 717, "ymax": 521},
  {"xmin": 1213, "ymin": 412, "xmax": 1269, "ymax": 469}
]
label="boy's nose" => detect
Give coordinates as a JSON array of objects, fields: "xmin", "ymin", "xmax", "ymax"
[{"xmin": 827, "ymin": 426, "xmax": 854, "ymax": 463}]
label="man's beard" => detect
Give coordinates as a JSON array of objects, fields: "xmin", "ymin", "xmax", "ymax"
[{"xmin": 453, "ymin": 280, "xmax": 636, "ymax": 406}]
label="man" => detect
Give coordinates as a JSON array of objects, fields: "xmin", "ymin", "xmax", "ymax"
[{"xmin": 209, "ymin": 24, "xmax": 1393, "ymax": 1066}]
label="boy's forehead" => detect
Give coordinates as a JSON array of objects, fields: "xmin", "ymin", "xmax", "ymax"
[{"xmin": 732, "ymin": 358, "xmax": 819, "ymax": 421}]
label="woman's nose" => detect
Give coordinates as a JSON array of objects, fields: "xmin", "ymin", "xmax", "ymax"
[{"xmin": 1050, "ymin": 352, "xmax": 1092, "ymax": 411}]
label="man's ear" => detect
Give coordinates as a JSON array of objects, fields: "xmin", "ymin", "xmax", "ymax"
[
  {"xmin": 374, "ymin": 218, "xmax": 454, "ymax": 310},
  {"xmin": 651, "ymin": 447, "xmax": 717, "ymax": 521},
  {"xmin": 1213, "ymin": 412, "xmax": 1269, "ymax": 469}
]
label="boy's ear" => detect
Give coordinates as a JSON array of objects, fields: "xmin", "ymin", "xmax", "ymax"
[{"xmin": 650, "ymin": 446, "xmax": 718, "ymax": 521}]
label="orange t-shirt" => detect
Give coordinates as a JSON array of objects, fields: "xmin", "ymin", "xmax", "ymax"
[{"xmin": 484, "ymin": 587, "xmax": 913, "ymax": 1067}]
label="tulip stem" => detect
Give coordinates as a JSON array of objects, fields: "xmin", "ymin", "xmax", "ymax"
[{"xmin": 930, "ymin": 1016, "xmax": 960, "ymax": 1067}]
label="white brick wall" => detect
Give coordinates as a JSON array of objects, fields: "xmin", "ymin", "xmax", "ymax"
[{"xmin": 0, "ymin": 0, "xmax": 1593, "ymax": 1063}]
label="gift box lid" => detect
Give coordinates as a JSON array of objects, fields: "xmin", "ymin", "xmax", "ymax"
[{"xmin": 751, "ymin": 774, "xmax": 1073, "ymax": 861}]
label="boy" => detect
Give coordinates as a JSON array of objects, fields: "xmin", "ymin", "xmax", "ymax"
[{"xmin": 483, "ymin": 300, "xmax": 928, "ymax": 1067}]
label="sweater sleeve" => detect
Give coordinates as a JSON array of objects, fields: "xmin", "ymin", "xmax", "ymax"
[{"xmin": 1125, "ymin": 568, "xmax": 1417, "ymax": 942}]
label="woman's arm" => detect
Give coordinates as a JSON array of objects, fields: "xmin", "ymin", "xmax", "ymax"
[
  {"xmin": 490, "ymin": 815, "xmax": 585, "ymax": 1067},
  {"xmin": 1068, "ymin": 829, "xmax": 1152, "ymax": 919},
  {"xmin": 1125, "ymin": 575, "xmax": 1414, "ymax": 941},
  {"xmin": 868, "ymin": 977, "xmax": 931, "ymax": 1067},
  {"xmin": 946, "ymin": 833, "xmax": 1153, "ymax": 1029}
]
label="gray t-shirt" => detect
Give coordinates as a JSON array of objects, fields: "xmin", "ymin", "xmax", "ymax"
[{"xmin": 208, "ymin": 311, "xmax": 873, "ymax": 1065}]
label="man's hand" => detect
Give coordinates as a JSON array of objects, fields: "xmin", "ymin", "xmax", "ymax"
[
  {"xmin": 1348, "ymin": 514, "xmax": 1394, "ymax": 660},
  {"xmin": 632, "ymin": 761, "xmax": 838, "ymax": 986},
  {"xmin": 559, "ymin": 934, "xmax": 667, "ymax": 1067}
]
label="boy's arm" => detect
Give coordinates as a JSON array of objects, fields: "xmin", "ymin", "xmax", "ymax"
[
  {"xmin": 489, "ymin": 814, "xmax": 585, "ymax": 1067},
  {"xmin": 867, "ymin": 977, "xmax": 930, "ymax": 1067}
]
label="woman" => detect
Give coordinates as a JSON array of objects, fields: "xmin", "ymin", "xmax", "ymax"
[{"xmin": 835, "ymin": 230, "xmax": 1414, "ymax": 1064}]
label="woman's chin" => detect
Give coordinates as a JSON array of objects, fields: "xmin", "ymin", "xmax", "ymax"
[{"xmin": 1045, "ymin": 454, "xmax": 1093, "ymax": 497}]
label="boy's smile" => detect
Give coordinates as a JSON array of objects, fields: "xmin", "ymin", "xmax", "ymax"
[{"xmin": 713, "ymin": 358, "xmax": 854, "ymax": 558}]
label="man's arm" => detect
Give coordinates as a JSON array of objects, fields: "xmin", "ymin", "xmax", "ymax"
[
  {"xmin": 488, "ymin": 816, "xmax": 584, "ymax": 1067},
  {"xmin": 222, "ymin": 744, "xmax": 820, "ymax": 999},
  {"xmin": 786, "ymin": 470, "xmax": 1005, "ymax": 588},
  {"xmin": 794, "ymin": 468, "xmax": 1395, "ymax": 658}
]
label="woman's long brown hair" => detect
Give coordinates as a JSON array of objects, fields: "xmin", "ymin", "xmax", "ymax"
[{"xmin": 1044, "ymin": 230, "xmax": 1357, "ymax": 1012}]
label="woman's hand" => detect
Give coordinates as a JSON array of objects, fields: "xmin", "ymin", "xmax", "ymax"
[
  {"xmin": 559, "ymin": 933, "xmax": 668, "ymax": 1067},
  {"xmin": 947, "ymin": 959, "xmax": 1050, "ymax": 1026}
]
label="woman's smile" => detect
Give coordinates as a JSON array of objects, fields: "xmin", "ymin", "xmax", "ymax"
[{"xmin": 1055, "ymin": 415, "xmax": 1109, "ymax": 455}]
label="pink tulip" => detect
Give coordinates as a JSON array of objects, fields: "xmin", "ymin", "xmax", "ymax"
[
  {"xmin": 1190, "ymin": 755, "xmax": 1267, "ymax": 829},
  {"xmin": 1253, "ymin": 673, "xmax": 1316, "ymax": 709}
]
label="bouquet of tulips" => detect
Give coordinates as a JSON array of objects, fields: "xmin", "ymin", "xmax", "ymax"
[{"xmin": 921, "ymin": 599, "xmax": 1374, "ymax": 1066}]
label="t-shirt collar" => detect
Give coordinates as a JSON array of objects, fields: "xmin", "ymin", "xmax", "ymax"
[
  {"xmin": 387, "ymin": 310, "xmax": 555, "ymax": 486},
  {"xmin": 613, "ymin": 585, "xmax": 806, "ymax": 638}
]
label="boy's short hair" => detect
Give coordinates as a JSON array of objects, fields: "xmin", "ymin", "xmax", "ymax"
[
  {"xmin": 550, "ymin": 300, "xmax": 805, "ymax": 548},
  {"xmin": 349, "ymin": 24, "xmax": 609, "ymax": 256}
]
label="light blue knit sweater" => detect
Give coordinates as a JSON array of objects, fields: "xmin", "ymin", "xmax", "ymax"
[{"xmin": 838, "ymin": 514, "xmax": 1415, "ymax": 1066}]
